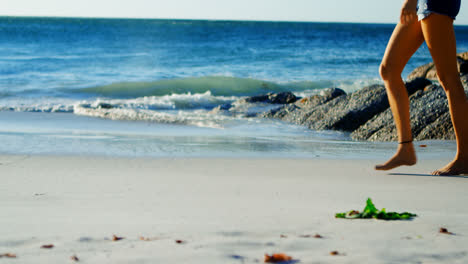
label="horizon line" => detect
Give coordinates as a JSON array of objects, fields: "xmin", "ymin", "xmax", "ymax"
[
  {"xmin": 2, "ymin": 14, "xmax": 467, "ymax": 26},
  {"xmin": 0, "ymin": 14, "xmax": 399, "ymax": 25}
]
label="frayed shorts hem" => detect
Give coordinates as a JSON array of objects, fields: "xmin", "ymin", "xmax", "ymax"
[{"xmin": 417, "ymin": 11, "xmax": 457, "ymax": 21}]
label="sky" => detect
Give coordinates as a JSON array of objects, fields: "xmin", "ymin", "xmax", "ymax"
[{"xmin": 1, "ymin": 0, "xmax": 467, "ymax": 25}]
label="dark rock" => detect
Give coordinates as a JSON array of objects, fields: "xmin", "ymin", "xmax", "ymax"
[
  {"xmin": 351, "ymin": 85, "xmax": 454, "ymax": 141},
  {"xmin": 263, "ymin": 104, "xmax": 301, "ymax": 120},
  {"xmin": 303, "ymin": 84, "xmax": 389, "ymax": 131},
  {"xmin": 97, "ymin": 102, "xmax": 113, "ymax": 109},
  {"xmin": 269, "ymin": 92, "xmax": 298, "ymax": 104},
  {"xmin": 263, "ymin": 85, "xmax": 389, "ymax": 132},
  {"xmin": 318, "ymin": 87, "xmax": 347, "ymax": 100},
  {"xmin": 405, "ymin": 77, "xmax": 432, "ymax": 94},
  {"xmin": 261, "ymin": 88, "xmax": 346, "ymax": 125},
  {"xmin": 417, "ymin": 112, "xmax": 455, "ymax": 140},
  {"xmin": 244, "ymin": 91, "xmax": 298, "ymax": 104},
  {"xmin": 459, "ymin": 60, "xmax": 468, "ymax": 75},
  {"xmin": 261, "ymin": 78, "xmax": 434, "ymax": 139},
  {"xmin": 245, "ymin": 94, "xmax": 269, "ymax": 103}
]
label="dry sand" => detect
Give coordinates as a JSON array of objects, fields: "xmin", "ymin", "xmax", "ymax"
[{"xmin": 1, "ymin": 155, "xmax": 467, "ymax": 263}]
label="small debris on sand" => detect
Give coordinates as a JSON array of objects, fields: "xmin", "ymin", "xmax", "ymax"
[
  {"xmin": 300, "ymin": 233, "xmax": 323, "ymax": 238},
  {"xmin": 112, "ymin": 235, "xmax": 124, "ymax": 241},
  {"xmin": 70, "ymin": 255, "xmax": 79, "ymax": 262},
  {"xmin": 41, "ymin": 244, "xmax": 54, "ymax": 249},
  {"xmin": 264, "ymin": 253, "xmax": 293, "ymax": 263},
  {"xmin": 0, "ymin": 253, "xmax": 17, "ymax": 258},
  {"xmin": 439, "ymin": 227, "xmax": 454, "ymax": 235}
]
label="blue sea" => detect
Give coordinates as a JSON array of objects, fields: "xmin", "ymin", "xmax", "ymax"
[{"xmin": 0, "ymin": 17, "xmax": 465, "ymax": 158}]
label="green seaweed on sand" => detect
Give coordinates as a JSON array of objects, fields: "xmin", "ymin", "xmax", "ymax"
[{"xmin": 336, "ymin": 198, "xmax": 417, "ymax": 220}]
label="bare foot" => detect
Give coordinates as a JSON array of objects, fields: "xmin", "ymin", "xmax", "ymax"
[
  {"xmin": 432, "ymin": 158, "xmax": 468, "ymax": 176},
  {"xmin": 375, "ymin": 143, "xmax": 417, "ymax": 171}
]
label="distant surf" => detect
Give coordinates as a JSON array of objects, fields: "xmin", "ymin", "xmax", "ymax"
[{"xmin": 74, "ymin": 76, "xmax": 334, "ymax": 98}]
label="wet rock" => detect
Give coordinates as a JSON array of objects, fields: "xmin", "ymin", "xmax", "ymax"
[
  {"xmin": 406, "ymin": 77, "xmax": 433, "ymax": 94},
  {"xmin": 260, "ymin": 78, "xmax": 437, "ymax": 140},
  {"xmin": 303, "ymin": 84, "xmax": 389, "ymax": 131},
  {"xmin": 459, "ymin": 60, "xmax": 468, "ymax": 75},
  {"xmin": 417, "ymin": 112, "xmax": 455, "ymax": 140},
  {"xmin": 351, "ymin": 85, "xmax": 456, "ymax": 141},
  {"xmin": 262, "ymin": 79, "xmax": 427, "ymax": 133},
  {"xmin": 261, "ymin": 88, "xmax": 346, "ymax": 124},
  {"xmin": 244, "ymin": 91, "xmax": 298, "ymax": 104}
]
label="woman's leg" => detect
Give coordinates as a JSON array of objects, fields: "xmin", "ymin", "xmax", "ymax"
[
  {"xmin": 420, "ymin": 13, "xmax": 468, "ymax": 176},
  {"xmin": 375, "ymin": 19, "xmax": 425, "ymax": 171}
]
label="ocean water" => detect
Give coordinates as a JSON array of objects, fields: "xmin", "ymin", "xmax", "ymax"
[{"xmin": 0, "ymin": 17, "xmax": 464, "ymax": 158}]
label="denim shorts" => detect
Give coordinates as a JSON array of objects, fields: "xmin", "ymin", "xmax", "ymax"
[{"xmin": 417, "ymin": 0, "xmax": 461, "ymax": 20}]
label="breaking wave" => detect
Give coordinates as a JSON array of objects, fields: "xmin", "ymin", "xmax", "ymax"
[{"xmin": 74, "ymin": 76, "xmax": 333, "ymax": 98}]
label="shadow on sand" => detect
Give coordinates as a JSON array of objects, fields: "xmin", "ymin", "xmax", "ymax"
[{"xmin": 389, "ymin": 173, "xmax": 468, "ymax": 179}]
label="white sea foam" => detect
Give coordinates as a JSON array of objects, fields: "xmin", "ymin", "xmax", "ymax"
[
  {"xmin": 0, "ymin": 91, "xmax": 238, "ymax": 113},
  {"xmin": 0, "ymin": 100, "xmax": 75, "ymax": 113},
  {"xmin": 87, "ymin": 91, "xmax": 238, "ymax": 110},
  {"xmin": 73, "ymin": 104, "xmax": 240, "ymax": 129},
  {"xmin": 294, "ymin": 78, "xmax": 382, "ymax": 98}
]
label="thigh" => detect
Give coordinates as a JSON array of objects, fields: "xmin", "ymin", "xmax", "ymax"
[
  {"xmin": 420, "ymin": 13, "xmax": 459, "ymax": 78},
  {"xmin": 381, "ymin": 20, "xmax": 424, "ymax": 73}
]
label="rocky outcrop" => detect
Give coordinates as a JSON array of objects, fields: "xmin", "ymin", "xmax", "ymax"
[
  {"xmin": 304, "ymin": 84, "xmax": 389, "ymax": 131},
  {"xmin": 262, "ymin": 88, "xmax": 346, "ymax": 125},
  {"xmin": 351, "ymin": 85, "xmax": 455, "ymax": 141},
  {"xmin": 256, "ymin": 51, "xmax": 468, "ymax": 141},
  {"xmin": 262, "ymin": 78, "xmax": 430, "ymax": 133},
  {"xmin": 210, "ymin": 52, "xmax": 468, "ymax": 141}
]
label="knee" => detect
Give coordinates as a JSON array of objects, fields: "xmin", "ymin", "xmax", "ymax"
[{"xmin": 379, "ymin": 63, "xmax": 399, "ymax": 81}]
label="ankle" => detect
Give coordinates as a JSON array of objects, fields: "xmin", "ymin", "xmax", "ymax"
[
  {"xmin": 398, "ymin": 140, "xmax": 413, "ymax": 145},
  {"xmin": 396, "ymin": 144, "xmax": 416, "ymax": 157},
  {"xmin": 397, "ymin": 141, "xmax": 414, "ymax": 150},
  {"xmin": 454, "ymin": 153, "xmax": 468, "ymax": 161}
]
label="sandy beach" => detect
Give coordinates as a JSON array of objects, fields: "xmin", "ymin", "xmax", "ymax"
[
  {"xmin": 1, "ymin": 155, "xmax": 467, "ymax": 263},
  {"xmin": 2, "ymin": 11, "xmax": 468, "ymax": 264}
]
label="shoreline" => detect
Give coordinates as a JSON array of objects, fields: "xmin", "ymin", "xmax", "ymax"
[
  {"xmin": 2, "ymin": 155, "xmax": 467, "ymax": 263},
  {"xmin": 0, "ymin": 111, "xmax": 458, "ymax": 159}
]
